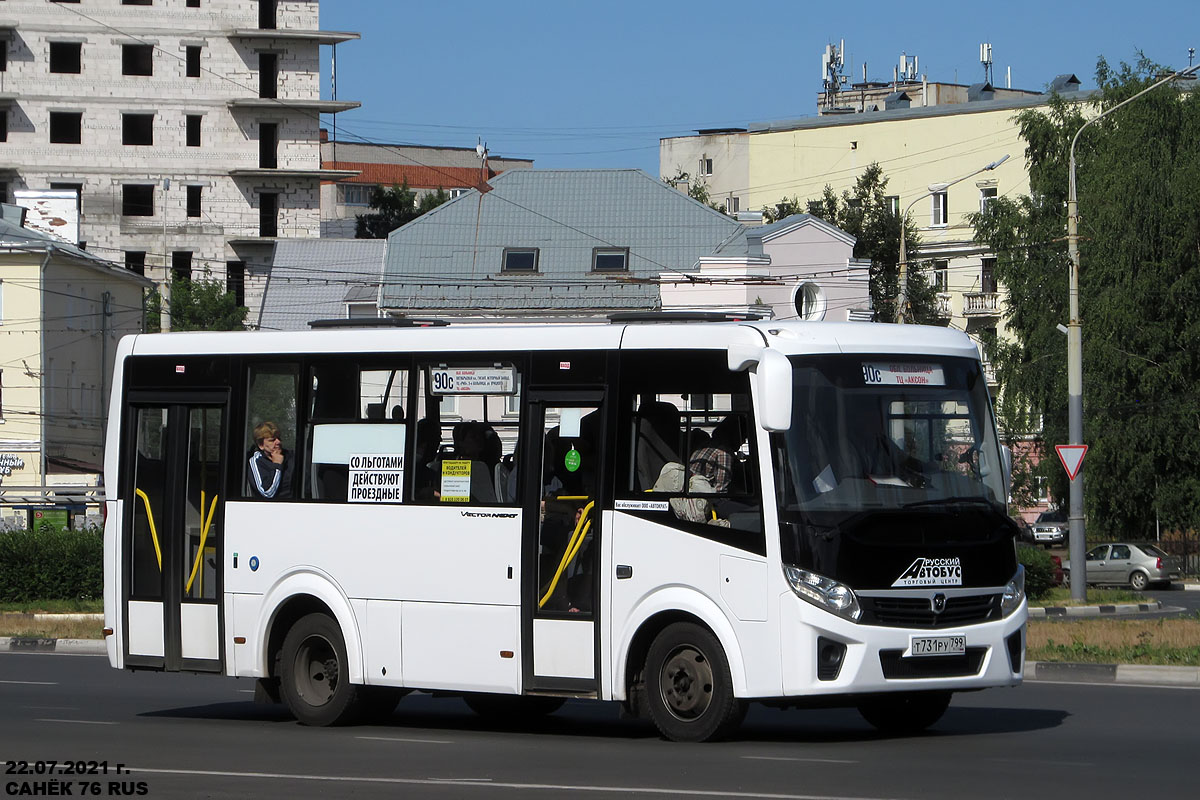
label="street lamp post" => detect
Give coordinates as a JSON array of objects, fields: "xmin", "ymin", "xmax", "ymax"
[
  {"xmin": 1064, "ymin": 64, "xmax": 1199, "ymax": 601},
  {"xmin": 896, "ymin": 155, "xmax": 1010, "ymax": 324}
]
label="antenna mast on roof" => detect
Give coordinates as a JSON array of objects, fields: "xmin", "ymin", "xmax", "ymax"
[
  {"xmin": 821, "ymin": 41, "xmax": 849, "ymax": 111},
  {"xmin": 980, "ymin": 42, "xmax": 994, "ymax": 85}
]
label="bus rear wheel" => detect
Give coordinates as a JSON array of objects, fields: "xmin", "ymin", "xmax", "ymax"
[
  {"xmin": 280, "ymin": 613, "xmax": 364, "ymax": 726},
  {"xmin": 857, "ymin": 691, "xmax": 951, "ymax": 734},
  {"xmin": 644, "ymin": 622, "xmax": 745, "ymax": 742}
]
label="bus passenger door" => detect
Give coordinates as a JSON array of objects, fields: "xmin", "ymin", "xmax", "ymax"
[
  {"xmin": 523, "ymin": 394, "xmax": 605, "ymax": 694},
  {"xmin": 123, "ymin": 397, "xmax": 227, "ymax": 673}
]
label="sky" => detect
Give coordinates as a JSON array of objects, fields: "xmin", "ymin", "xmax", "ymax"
[{"xmin": 319, "ymin": 0, "xmax": 1197, "ymax": 175}]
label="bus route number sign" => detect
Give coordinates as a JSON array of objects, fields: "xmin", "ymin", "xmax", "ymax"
[
  {"xmin": 429, "ymin": 367, "xmax": 516, "ymax": 395},
  {"xmin": 862, "ymin": 362, "xmax": 946, "ymax": 387}
]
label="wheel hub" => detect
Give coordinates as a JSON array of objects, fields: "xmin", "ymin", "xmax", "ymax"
[
  {"xmin": 660, "ymin": 646, "xmax": 714, "ymax": 721},
  {"xmin": 294, "ymin": 635, "xmax": 338, "ymax": 707}
]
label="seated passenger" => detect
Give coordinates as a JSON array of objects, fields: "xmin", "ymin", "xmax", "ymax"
[{"xmin": 248, "ymin": 421, "xmax": 294, "ymax": 499}]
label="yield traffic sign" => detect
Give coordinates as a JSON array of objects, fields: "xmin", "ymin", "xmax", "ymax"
[{"xmin": 1055, "ymin": 444, "xmax": 1088, "ymax": 481}]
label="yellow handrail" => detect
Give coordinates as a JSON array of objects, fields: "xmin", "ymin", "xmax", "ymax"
[
  {"xmin": 186, "ymin": 492, "xmax": 218, "ymax": 595},
  {"xmin": 538, "ymin": 500, "xmax": 594, "ymax": 608},
  {"xmin": 134, "ymin": 488, "xmax": 162, "ymax": 570}
]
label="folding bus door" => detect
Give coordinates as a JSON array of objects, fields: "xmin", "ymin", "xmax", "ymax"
[{"xmin": 123, "ymin": 393, "xmax": 228, "ymax": 672}]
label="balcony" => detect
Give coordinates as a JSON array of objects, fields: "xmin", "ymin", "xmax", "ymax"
[
  {"xmin": 226, "ymin": 29, "xmax": 361, "ymax": 45},
  {"xmin": 227, "ymin": 98, "xmax": 361, "ymax": 114},
  {"xmin": 962, "ymin": 291, "xmax": 1001, "ymax": 317}
]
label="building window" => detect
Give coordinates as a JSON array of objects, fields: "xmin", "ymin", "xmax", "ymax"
[
  {"xmin": 981, "ymin": 257, "xmax": 997, "ymax": 294},
  {"xmin": 122, "ymin": 113, "xmax": 154, "ymax": 146},
  {"xmin": 259, "ymin": 0, "xmax": 278, "ymax": 30},
  {"xmin": 448, "ymin": 188, "xmax": 469, "ymax": 198},
  {"xmin": 122, "ymin": 1, "xmax": 153, "ymax": 5},
  {"xmin": 258, "ymin": 53, "xmax": 277, "ymax": 99},
  {"xmin": 338, "ymin": 184, "xmax": 371, "ymax": 206},
  {"xmin": 259, "ymin": 192, "xmax": 278, "ymax": 237},
  {"xmin": 226, "ymin": 262, "xmax": 245, "ymax": 306},
  {"xmin": 186, "ymin": 46, "xmax": 201, "ymax": 78},
  {"xmin": 259, "ymin": 122, "xmax": 278, "ymax": 168},
  {"xmin": 699, "ymin": 157, "xmax": 713, "ymax": 177},
  {"xmin": 122, "ymin": 184, "xmax": 154, "ymax": 217},
  {"xmin": 188, "ymin": 0, "xmax": 201, "ymax": 7},
  {"xmin": 0, "ymin": 40, "xmax": 6, "ymax": 73},
  {"xmin": 885, "ymin": 195, "xmax": 900, "ymax": 216},
  {"xmin": 0, "ymin": 182, "xmax": 7, "ymax": 204},
  {"xmin": 186, "ymin": 185, "xmax": 202, "ymax": 218},
  {"xmin": 501, "ymin": 248, "xmax": 538, "ymax": 273},
  {"xmin": 979, "ymin": 186, "xmax": 998, "ymax": 214},
  {"xmin": 125, "ymin": 251, "xmax": 147, "ymax": 275},
  {"xmin": 794, "ymin": 282, "xmax": 827, "ymax": 321},
  {"xmin": 592, "ymin": 247, "xmax": 629, "ymax": 272},
  {"xmin": 49, "ymin": 182, "xmax": 84, "ymax": 212},
  {"xmin": 726, "ymin": 196, "xmax": 740, "ymax": 213},
  {"xmin": 49, "ymin": 112, "xmax": 83, "ymax": 144},
  {"xmin": 931, "ymin": 191, "xmax": 948, "ymax": 226},
  {"xmin": 48, "ymin": 41, "xmax": 83, "ymax": 74},
  {"xmin": 347, "ymin": 302, "xmax": 376, "ymax": 319},
  {"xmin": 0, "ymin": 110, "xmax": 6, "ymax": 143},
  {"xmin": 186, "ymin": 114, "xmax": 202, "ymax": 147},
  {"xmin": 932, "ymin": 259, "xmax": 948, "ymax": 292},
  {"xmin": 172, "ymin": 251, "xmax": 192, "ymax": 283},
  {"xmin": 122, "ymin": 44, "xmax": 154, "ymax": 77}
]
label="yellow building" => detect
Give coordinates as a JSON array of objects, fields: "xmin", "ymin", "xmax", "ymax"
[
  {"xmin": 660, "ymin": 77, "xmax": 1089, "ymax": 384},
  {"xmin": 0, "ymin": 203, "xmax": 152, "ymax": 527}
]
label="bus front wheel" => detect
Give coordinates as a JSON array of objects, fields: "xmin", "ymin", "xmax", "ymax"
[
  {"xmin": 644, "ymin": 622, "xmax": 745, "ymax": 742},
  {"xmin": 280, "ymin": 613, "xmax": 364, "ymax": 726},
  {"xmin": 856, "ymin": 691, "xmax": 951, "ymax": 734}
]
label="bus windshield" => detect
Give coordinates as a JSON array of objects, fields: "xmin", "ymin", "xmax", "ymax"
[{"xmin": 775, "ymin": 354, "xmax": 1006, "ymax": 525}]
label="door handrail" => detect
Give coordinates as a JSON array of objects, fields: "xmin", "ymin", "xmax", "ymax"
[
  {"xmin": 185, "ymin": 492, "xmax": 219, "ymax": 595},
  {"xmin": 134, "ymin": 488, "xmax": 162, "ymax": 570},
  {"xmin": 539, "ymin": 499, "xmax": 594, "ymax": 609}
]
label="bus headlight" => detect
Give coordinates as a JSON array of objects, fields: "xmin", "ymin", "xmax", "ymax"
[
  {"xmin": 784, "ymin": 565, "xmax": 861, "ymax": 622},
  {"xmin": 1001, "ymin": 565, "xmax": 1026, "ymax": 616}
]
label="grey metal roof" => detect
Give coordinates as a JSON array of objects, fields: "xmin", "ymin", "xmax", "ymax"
[
  {"xmin": 259, "ymin": 238, "xmax": 385, "ymax": 330},
  {"xmin": 0, "ymin": 203, "xmax": 153, "ymax": 287},
  {"xmin": 380, "ymin": 169, "xmax": 744, "ymax": 313}
]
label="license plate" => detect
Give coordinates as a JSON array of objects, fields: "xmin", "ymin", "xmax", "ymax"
[{"xmin": 908, "ymin": 634, "xmax": 966, "ymax": 658}]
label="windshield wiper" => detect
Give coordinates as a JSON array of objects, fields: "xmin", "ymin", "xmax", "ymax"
[{"xmin": 900, "ymin": 497, "xmax": 998, "ymax": 511}]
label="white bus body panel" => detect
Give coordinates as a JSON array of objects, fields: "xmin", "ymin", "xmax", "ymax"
[
  {"xmin": 225, "ymin": 501, "xmax": 522, "ymax": 692},
  {"xmin": 126, "ymin": 601, "xmax": 164, "ymax": 657},
  {"xmin": 532, "ymin": 619, "xmax": 594, "ymax": 679},
  {"xmin": 180, "ymin": 604, "xmax": 220, "ymax": 661},
  {"xmin": 607, "ymin": 512, "xmax": 783, "ymax": 701},
  {"xmin": 103, "ymin": 499, "xmax": 123, "ymax": 668}
]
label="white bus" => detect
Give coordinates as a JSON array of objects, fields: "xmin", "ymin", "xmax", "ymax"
[{"xmin": 102, "ymin": 316, "xmax": 1026, "ymax": 742}]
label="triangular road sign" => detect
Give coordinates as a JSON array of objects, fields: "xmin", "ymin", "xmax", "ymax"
[{"xmin": 1055, "ymin": 444, "xmax": 1088, "ymax": 481}]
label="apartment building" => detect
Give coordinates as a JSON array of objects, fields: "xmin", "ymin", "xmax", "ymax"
[{"xmin": 0, "ymin": 0, "xmax": 358, "ymax": 324}]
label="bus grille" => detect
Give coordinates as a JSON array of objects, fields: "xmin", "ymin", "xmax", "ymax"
[
  {"xmin": 879, "ymin": 647, "xmax": 987, "ymax": 679},
  {"xmin": 858, "ymin": 593, "xmax": 1000, "ymax": 629}
]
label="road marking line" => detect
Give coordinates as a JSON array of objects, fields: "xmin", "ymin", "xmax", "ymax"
[
  {"xmin": 0, "ymin": 680, "xmax": 58, "ymax": 685},
  {"xmin": 742, "ymin": 756, "xmax": 858, "ymax": 764},
  {"xmin": 35, "ymin": 718, "xmax": 117, "ymax": 725},
  {"xmin": 22, "ymin": 706, "xmax": 79, "ymax": 711},
  {"xmin": 130, "ymin": 766, "xmax": 904, "ymax": 799},
  {"xmin": 989, "ymin": 758, "xmax": 1093, "ymax": 767},
  {"xmin": 356, "ymin": 736, "xmax": 453, "ymax": 745}
]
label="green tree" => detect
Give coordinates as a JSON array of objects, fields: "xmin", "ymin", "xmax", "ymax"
[
  {"xmin": 971, "ymin": 55, "xmax": 1200, "ymax": 538},
  {"xmin": 662, "ymin": 169, "xmax": 727, "ymax": 214},
  {"xmin": 145, "ymin": 274, "xmax": 247, "ymax": 332},
  {"xmin": 355, "ymin": 181, "xmax": 451, "ymax": 239},
  {"xmin": 767, "ymin": 164, "xmax": 936, "ymax": 323}
]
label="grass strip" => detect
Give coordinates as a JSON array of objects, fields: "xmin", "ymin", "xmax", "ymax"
[
  {"xmin": 0, "ymin": 599, "xmax": 103, "ymax": 614},
  {"xmin": 1027, "ymin": 616, "xmax": 1200, "ymax": 665}
]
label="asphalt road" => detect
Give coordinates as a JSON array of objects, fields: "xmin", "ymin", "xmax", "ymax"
[{"xmin": 2, "ymin": 653, "xmax": 1197, "ymax": 799}]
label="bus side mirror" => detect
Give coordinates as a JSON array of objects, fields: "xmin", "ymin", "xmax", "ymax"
[
  {"xmin": 728, "ymin": 345, "xmax": 791, "ymax": 431},
  {"xmin": 1001, "ymin": 444, "xmax": 1013, "ymax": 500}
]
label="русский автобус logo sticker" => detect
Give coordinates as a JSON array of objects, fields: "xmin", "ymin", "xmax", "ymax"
[{"xmin": 891, "ymin": 557, "xmax": 963, "ymax": 587}]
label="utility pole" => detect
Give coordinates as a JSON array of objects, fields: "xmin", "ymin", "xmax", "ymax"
[{"xmin": 1065, "ymin": 63, "xmax": 1199, "ymax": 600}]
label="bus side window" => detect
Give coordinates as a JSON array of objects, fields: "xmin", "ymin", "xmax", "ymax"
[
  {"xmin": 244, "ymin": 363, "xmax": 299, "ymax": 499},
  {"xmin": 618, "ymin": 351, "xmax": 764, "ymax": 548},
  {"xmin": 305, "ymin": 362, "xmax": 410, "ymax": 502}
]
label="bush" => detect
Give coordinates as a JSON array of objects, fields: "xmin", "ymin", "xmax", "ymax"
[
  {"xmin": 0, "ymin": 527, "xmax": 103, "ymax": 602},
  {"xmin": 1017, "ymin": 544, "xmax": 1056, "ymax": 601}
]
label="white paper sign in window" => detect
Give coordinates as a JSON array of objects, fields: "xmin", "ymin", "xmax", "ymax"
[
  {"xmin": 861, "ymin": 362, "xmax": 946, "ymax": 387},
  {"xmin": 348, "ymin": 453, "xmax": 405, "ymax": 503},
  {"xmin": 429, "ymin": 367, "xmax": 516, "ymax": 395}
]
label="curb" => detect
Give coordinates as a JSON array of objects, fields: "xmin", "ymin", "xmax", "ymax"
[
  {"xmin": 0, "ymin": 637, "xmax": 107, "ymax": 655},
  {"xmin": 1024, "ymin": 660, "xmax": 1200, "ymax": 686},
  {"xmin": 1028, "ymin": 600, "xmax": 1162, "ymax": 617}
]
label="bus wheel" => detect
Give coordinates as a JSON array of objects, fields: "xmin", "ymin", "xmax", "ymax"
[
  {"xmin": 463, "ymin": 694, "xmax": 565, "ymax": 719},
  {"xmin": 280, "ymin": 613, "xmax": 364, "ymax": 726},
  {"xmin": 857, "ymin": 691, "xmax": 951, "ymax": 734},
  {"xmin": 645, "ymin": 622, "xmax": 745, "ymax": 742}
]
